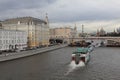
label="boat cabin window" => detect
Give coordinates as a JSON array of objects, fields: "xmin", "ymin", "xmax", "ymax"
[
  {"xmin": 81, "ymin": 52, "xmax": 87, "ymax": 54},
  {"xmin": 73, "ymin": 52, "xmax": 81, "ymax": 55}
]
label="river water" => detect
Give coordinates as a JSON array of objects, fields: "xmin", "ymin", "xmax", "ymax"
[{"xmin": 0, "ymin": 47, "xmax": 120, "ymax": 80}]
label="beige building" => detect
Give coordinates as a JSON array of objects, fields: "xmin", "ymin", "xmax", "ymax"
[
  {"xmin": 1, "ymin": 16, "xmax": 50, "ymax": 48},
  {"xmin": 96, "ymin": 28, "xmax": 106, "ymax": 37},
  {"xmin": 50, "ymin": 26, "xmax": 77, "ymax": 43}
]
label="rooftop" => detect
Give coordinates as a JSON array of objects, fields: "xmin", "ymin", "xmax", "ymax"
[
  {"xmin": 1, "ymin": 17, "xmax": 47, "ymax": 24},
  {"xmin": 72, "ymin": 48, "xmax": 89, "ymax": 54}
]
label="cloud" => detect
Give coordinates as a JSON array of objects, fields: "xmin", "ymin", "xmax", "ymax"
[
  {"xmin": 0, "ymin": 0, "xmax": 56, "ymax": 10},
  {"xmin": 0, "ymin": 0, "xmax": 56, "ymax": 19},
  {"xmin": 1, "ymin": 0, "xmax": 120, "ymax": 22},
  {"xmin": 47, "ymin": 0, "xmax": 120, "ymax": 22},
  {"xmin": 0, "ymin": 0, "xmax": 120, "ymax": 32}
]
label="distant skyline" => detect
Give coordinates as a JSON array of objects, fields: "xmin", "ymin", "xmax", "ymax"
[
  {"xmin": 1, "ymin": 0, "xmax": 120, "ymax": 32},
  {"xmin": 50, "ymin": 19, "xmax": 120, "ymax": 33}
]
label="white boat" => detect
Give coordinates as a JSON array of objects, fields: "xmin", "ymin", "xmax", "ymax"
[{"xmin": 72, "ymin": 48, "xmax": 90, "ymax": 65}]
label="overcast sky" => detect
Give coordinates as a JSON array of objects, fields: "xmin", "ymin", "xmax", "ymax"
[{"xmin": 1, "ymin": 0, "xmax": 120, "ymax": 32}]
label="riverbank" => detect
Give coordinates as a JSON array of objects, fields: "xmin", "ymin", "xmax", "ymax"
[{"xmin": 0, "ymin": 44, "xmax": 68, "ymax": 62}]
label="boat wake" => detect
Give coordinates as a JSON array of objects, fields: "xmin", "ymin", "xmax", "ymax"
[{"xmin": 64, "ymin": 61, "xmax": 85, "ymax": 75}]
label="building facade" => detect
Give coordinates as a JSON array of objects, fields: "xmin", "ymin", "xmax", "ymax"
[
  {"xmin": 117, "ymin": 27, "xmax": 120, "ymax": 33},
  {"xmin": 0, "ymin": 29, "xmax": 27, "ymax": 51},
  {"xmin": 1, "ymin": 17, "xmax": 50, "ymax": 48},
  {"xmin": 96, "ymin": 28, "xmax": 106, "ymax": 36},
  {"xmin": 50, "ymin": 27, "xmax": 77, "ymax": 43}
]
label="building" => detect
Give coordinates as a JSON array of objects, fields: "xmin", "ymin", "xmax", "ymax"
[
  {"xmin": 99, "ymin": 27, "xmax": 106, "ymax": 36},
  {"xmin": 96, "ymin": 29, "xmax": 100, "ymax": 37},
  {"xmin": 96, "ymin": 28, "xmax": 106, "ymax": 36},
  {"xmin": 50, "ymin": 27, "xmax": 71, "ymax": 39},
  {"xmin": 50, "ymin": 26, "xmax": 77, "ymax": 43},
  {"xmin": 117, "ymin": 27, "xmax": 120, "ymax": 33},
  {"xmin": 0, "ymin": 29, "xmax": 27, "ymax": 52},
  {"xmin": 1, "ymin": 16, "xmax": 50, "ymax": 48}
]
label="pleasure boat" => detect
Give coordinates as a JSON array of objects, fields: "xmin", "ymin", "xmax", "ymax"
[{"xmin": 72, "ymin": 48, "xmax": 90, "ymax": 65}]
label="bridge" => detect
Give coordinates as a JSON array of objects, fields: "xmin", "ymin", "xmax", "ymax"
[
  {"xmin": 70, "ymin": 37, "xmax": 120, "ymax": 41},
  {"xmin": 50, "ymin": 37, "xmax": 120, "ymax": 44},
  {"xmin": 69, "ymin": 37, "xmax": 119, "ymax": 39},
  {"xmin": 66, "ymin": 37, "xmax": 120, "ymax": 45}
]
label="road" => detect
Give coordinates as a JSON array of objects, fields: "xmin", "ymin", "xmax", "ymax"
[{"xmin": 0, "ymin": 47, "xmax": 120, "ymax": 80}]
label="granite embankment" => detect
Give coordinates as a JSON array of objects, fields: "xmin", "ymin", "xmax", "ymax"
[{"xmin": 0, "ymin": 44, "xmax": 67, "ymax": 62}]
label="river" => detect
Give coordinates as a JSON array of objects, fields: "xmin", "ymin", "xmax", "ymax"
[{"xmin": 0, "ymin": 47, "xmax": 120, "ymax": 80}]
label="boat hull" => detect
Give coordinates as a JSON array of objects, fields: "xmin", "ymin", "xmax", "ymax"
[{"xmin": 72, "ymin": 52, "xmax": 90, "ymax": 65}]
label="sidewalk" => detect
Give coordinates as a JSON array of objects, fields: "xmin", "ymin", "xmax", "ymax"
[{"xmin": 0, "ymin": 44, "xmax": 68, "ymax": 62}]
